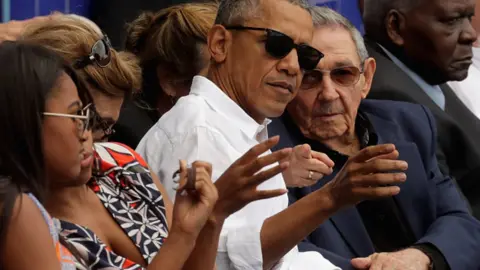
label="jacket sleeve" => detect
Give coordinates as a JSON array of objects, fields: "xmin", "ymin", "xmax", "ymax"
[{"xmin": 415, "ymin": 105, "xmax": 480, "ymax": 269}]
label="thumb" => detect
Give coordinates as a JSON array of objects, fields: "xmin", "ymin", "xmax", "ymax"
[
  {"xmin": 295, "ymin": 144, "xmax": 312, "ymax": 159},
  {"xmin": 351, "ymin": 256, "xmax": 372, "ymax": 269}
]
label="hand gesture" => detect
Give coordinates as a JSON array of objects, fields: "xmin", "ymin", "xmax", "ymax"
[
  {"xmin": 351, "ymin": 249, "xmax": 431, "ymax": 270},
  {"xmin": 212, "ymin": 136, "xmax": 292, "ymax": 220},
  {"xmin": 324, "ymin": 144, "xmax": 408, "ymax": 209},
  {"xmin": 282, "ymin": 144, "xmax": 334, "ymax": 187},
  {"xmin": 171, "ymin": 160, "xmax": 218, "ymax": 237}
]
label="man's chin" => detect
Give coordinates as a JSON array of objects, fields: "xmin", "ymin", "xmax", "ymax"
[
  {"xmin": 447, "ymin": 68, "xmax": 470, "ymax": 82},
  {"xmin": 264, "ymin": 104, "xmax": 288, "ymax": 118}
]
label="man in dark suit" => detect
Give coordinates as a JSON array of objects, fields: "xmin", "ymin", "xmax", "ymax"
[
  {"xmin": 362, "ymin": 0, "xmax": 480, "ymax": 217},
  {"xmin": 270, "ymin": 7, "xmax": 480, "ymax": 270}
]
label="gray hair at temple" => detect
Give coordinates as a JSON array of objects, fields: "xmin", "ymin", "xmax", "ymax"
[
  {"xmin": 215, "ymin": 0, "xmax": 310, "ymax": 25},
  {"xmin": 310, "ymin": 6, "xmax": 369, "ymax": 63}
]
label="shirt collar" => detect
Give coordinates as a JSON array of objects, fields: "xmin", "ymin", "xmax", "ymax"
[
  {"xmin": 189, "ymin": 75, "xmax": 270, "ymax": 140},
  {"xmin": 378, "ymin": 43, "xmax": 445, "ymax": 109},
  {"xmin": 282, "ymin": 109, "xmax": 378, "ymax": 163}
]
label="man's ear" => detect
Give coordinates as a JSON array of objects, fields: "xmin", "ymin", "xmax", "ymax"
[
  {"xmin": 207, "ymin": 24, "xmax": 231, "ymax": 64},
  {"xmin": 385, "ymin": 10, "xmax": 407, "ymax": 47},
  {"xmin": 360, "ymin": 57, "xmax": 376, "ymax": 99}
]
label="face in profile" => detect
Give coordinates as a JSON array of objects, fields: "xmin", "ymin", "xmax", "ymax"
[
  {"xmin": 396, "ymin": 0, "xmax": 477, "ymax": 83},
  {"xmin": 212, "ymin": 0, "xmax": 317, "ymax": 122},
  {"xmin": 89, "ymin": 89, "xmax": 123, "ymax": 142},
  {"xmin": 42, "ymin": 73, "xmax": 91, "ymax": 184},
  {"xmin": 288, "ymin": 26, "xmax": 375, "ymax": 142}
]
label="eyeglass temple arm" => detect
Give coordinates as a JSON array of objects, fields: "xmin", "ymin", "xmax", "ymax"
[{"xmin": 42, "ymin": 112, "xmax": 88, "ymax": 119}]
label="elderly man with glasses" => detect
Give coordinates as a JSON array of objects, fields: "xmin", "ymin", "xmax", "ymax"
[{"xmin": 269, "ymin": 6, "xmax": 480, "ymax": 270}]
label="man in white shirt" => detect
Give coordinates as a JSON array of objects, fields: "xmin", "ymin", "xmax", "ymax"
[{"xmin": 137, "ymin": 0, "xmax": 408, "ymax": 269}]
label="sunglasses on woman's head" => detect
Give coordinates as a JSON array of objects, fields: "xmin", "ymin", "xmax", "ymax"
[
  {"xmin": 225, "ymin": 26, "xmax": 324, "ymax": 71},
  {"xmin": 74, "ymin": 35, "xmax": 112, "ymax": 69},
  {"xmin": 301, "ymin": 66, "xmax": 364, "ymax": 90}
]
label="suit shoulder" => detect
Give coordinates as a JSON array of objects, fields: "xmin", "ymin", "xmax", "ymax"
[{"xmin": 361, "ymin": 99, "xmax": 428, "ymax": 119}]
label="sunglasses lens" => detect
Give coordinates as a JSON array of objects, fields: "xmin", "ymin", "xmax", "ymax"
[
  {"xmin": 331, "ymin": 67, "xmax": 360, "ymax": 86},
  {"xmin": 92, "ymin": 40, "xmax": 111, "ymax": 67},
  {"xmin": 265, "ymin": 30, "xmax": 295, "ymax": 59},
  {"xmin": 301, "ymin": 70, "xmax": 322, "ymax": 89},
  {"xmin": 298, "ymin": 45, "xmax": 324, "ymax": 71}
]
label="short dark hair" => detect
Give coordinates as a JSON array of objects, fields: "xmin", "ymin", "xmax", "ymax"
[
  {"xmin": 0, "ymin": 41, "xmax": 90, "ymax": 252},
  {"xmin": 363, "ymin": 0, "xmax": 421, "ymax": 38},
  {"xmin": 215, "ymin": 0, "xmax": 310, "ymax": 25}
]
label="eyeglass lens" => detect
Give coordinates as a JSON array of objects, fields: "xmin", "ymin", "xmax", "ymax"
[
  {"xmin": 265, "ymin": 29, "xmax": 323, "ymax": 71},
  {"xmin": 92, "ymin": 40, "xmax": 110, "ymax": 67},
  {"xmin": 301, "ymin": 67, "xmax": 362, "ymax": 89}
]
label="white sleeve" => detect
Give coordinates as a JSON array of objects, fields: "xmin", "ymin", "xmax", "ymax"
[
  {"xmin": 162, "ymin": 126, "xmax": 268, "ymax": 269},
  {"xmin": 136, "ymin": 127, "xmax": 177, "ymax": 200}
]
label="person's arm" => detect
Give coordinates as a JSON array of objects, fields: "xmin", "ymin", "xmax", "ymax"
[
  {"xmin": 260, "ymin": 144, "xmax": 408, "ymax": 269},
  {"xmin": 182, "ymin": 136, "xmax": 291, "ymax": 270},
  {"xmin": 150, "ymin": 167, "xmax": 224, "ymax": 270},
  {"xmin": 412, "ymin": 106, "xmax": 480, "ymax": 270},
  {"xmin": 150, "ymin": 170, "xmax": 173, "ymax": 228},
  {"xmin": 298, "ymin": 240, "xmax": 354, "ymax": 270},
  {"xmin": 2, "ymin": 194, "xmax": 62, "ymax": 270}
]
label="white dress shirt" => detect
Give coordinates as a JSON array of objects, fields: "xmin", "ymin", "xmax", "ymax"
[
  {"xmin": 136, "ymin": 76, "xmax": 339, "ymax": 270},
  {"xmin": 448, "ymin": 47, "xmax": 480, "ymax": 119}
]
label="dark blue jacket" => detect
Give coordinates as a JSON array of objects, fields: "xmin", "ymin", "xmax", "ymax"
[{"xmin": 269, "ymin": 100, "xmax": 480, "ymax": 270}]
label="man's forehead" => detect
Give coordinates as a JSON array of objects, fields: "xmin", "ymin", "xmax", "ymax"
[
  {"xmin": 254, "ymin": 0, "xmax": 313, "ymax": 43},
  {"xmin": 419, "ymin": 0, "xmax": 475, "ymax": 14}
]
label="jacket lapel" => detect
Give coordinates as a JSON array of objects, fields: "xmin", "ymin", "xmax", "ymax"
[
  {"xmin": 372, "ymin": 117, "xmax": 433, "ymax": 240},
  {"xmin": 329, "ymin": 208, "xmax": 375, "ymax": 257}
]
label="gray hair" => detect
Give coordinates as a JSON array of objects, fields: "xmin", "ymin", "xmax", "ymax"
[
  {"xmin": 310, "ymin": 6, "xmax": 369, "ymax": 63},
  {"xmin": 215, "ymin": 0, "xmax": 310, "ymax": 25}
]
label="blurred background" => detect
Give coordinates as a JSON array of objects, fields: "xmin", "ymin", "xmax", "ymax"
[{"xmin": 3, "ymin": 0, "xmax": 363, "ymax": 46}]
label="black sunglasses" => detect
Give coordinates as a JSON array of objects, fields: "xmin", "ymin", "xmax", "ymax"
[
  {"xmin": 225, "ymin": 26, "xmax": 324, "ymax": 71},
  {"xmin": 74, "ymin": 35, "xmax": 112, "ymax": 69}
]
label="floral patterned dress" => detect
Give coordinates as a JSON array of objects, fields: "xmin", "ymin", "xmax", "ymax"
[{"xmin": 59, "ymin": 142, "xmax": 169, "ymax": 269}]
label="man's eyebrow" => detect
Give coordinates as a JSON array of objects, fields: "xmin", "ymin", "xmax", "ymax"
[{"xmin": 333, "ymin": 60, "xmax": 355, "ymax": 67}]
